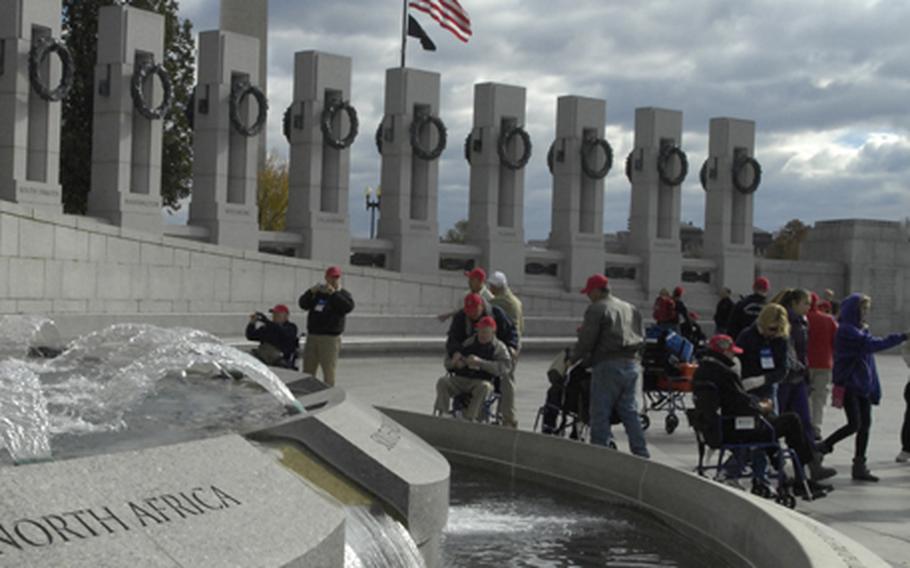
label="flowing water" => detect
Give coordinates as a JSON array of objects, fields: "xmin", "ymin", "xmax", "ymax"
[
  {"xmin": 0, "ymin": 319, "xmax": 304, "ymax": 464},
  {"xmin": 344, "ymin": 505, "xmax": 425, "ymax": 568},
  {"xmin": 443, "ymin": 463, "xmax": 733, "ymax": 568}
]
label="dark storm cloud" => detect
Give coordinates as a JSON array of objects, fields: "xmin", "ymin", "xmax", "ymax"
[{"xmin": 175, "ymin": 0, "xmax": 910, "ymax": 237}]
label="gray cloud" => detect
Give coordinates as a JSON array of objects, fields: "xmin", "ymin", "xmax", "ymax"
[{"xmin": 172, "ymin": 0, "xmax": 910, "ymax": 238}]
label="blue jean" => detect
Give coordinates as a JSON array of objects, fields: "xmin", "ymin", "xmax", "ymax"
[
  {"xmin": 778, "ymin": 382, "xmax": 814, "ymax": 446},
  {"xmin": 589, "ymin": 359, "xmax": 649, "ymax": 458}
]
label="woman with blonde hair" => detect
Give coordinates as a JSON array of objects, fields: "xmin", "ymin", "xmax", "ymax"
[
  {"xmin": 736, "ymin": 303, "xmax": 790, "ymax": 397},
  {"xmin": 819, "ymin": 293, "xmax": 908, "ymax": 481},
  {"xmin": 736, "ymin": 303, "xmax": 836, "ymax": 491}
]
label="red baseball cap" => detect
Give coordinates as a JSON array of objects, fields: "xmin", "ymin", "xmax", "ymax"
[
  {"xmin": 754, "ymin": 276, "xmax": 770, "ymax": 292},
  {"xmin": 464, "ymin": 267, "xmax": 487, "ymax": 282},
  {"xmin": 475, "ymin": 315, "xmax": 497, "ymax": 330},
  {"xmin": 673, "ymin": 286, "xmax": 684, "ymax": 297},
  {"xmin": 708, "ymin": 334, "xmax": 743, "ymax": 355},
  {"xmin": 580, "ymin": 274, "xmax": 609, "ymax": 294},
  {"xmin": 269, "ymin": 304, "xmax": 289, "ymax": 314},
  {"xmin": 326, "ymin": 266, "xmax": 342, "ymax": 278},
  {"xmin": 463, "ymin": 293, "xmax": 484, "ymax": 311}
]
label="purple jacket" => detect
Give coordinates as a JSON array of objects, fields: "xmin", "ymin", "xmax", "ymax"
[{"xmin": 833, "ymin": 293, "xmax": 907, "ymax": 404}]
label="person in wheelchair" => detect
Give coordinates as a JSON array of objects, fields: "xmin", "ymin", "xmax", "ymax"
[
  {"xmin": 435, "ymin": 316, "xmax": 512, "ymax": 422},
  {"xmin": 693, "ymin": 334, "xmax": 834, "ymax": 497},
  {"xmin": 245, "ymin": 304, "xmax": 300, "ymax": 368}
]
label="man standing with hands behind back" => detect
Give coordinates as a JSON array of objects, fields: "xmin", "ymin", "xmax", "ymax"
[{"xmin": 299, "ymin": 266, "xmax": 355, "ymax": 386}]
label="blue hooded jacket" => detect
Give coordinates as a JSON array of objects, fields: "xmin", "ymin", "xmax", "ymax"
[{"xmin": 832, "ymin": 293, "xmax": 907, "ymax": 404}]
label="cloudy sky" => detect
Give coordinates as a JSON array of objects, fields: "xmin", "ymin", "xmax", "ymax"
[{"xmin": 170, "ymin": 0, "xmax": 910, "ymax": 239}]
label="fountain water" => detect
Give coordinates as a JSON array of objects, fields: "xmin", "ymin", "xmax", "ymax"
[{"xmin": 0, "ymin": 319, "xmax": 304, "ymax": 464}]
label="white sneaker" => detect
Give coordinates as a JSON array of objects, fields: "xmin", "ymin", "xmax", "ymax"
[{"xmin": 896, "ymin": 451, "xmax": 910, "ymax": 463}]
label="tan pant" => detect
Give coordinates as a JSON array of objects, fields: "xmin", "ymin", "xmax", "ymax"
[
  {"xmin": 499, "ymin": 356, "xmax": 518, "ymax": 428},
  {"xmin": 435, "ymin": 375, "xmax": 494, "ymax": 421},
  {"xmin": 303, "ymin": 334, "xmax": 341, "ymax": 386},
  {"xmin": 808, "ymin": 368, "xmax": 832, "ymax": 436},
  {"xmin": 251, "ymin": 342, "xmax": 284, "ymax": 366}
]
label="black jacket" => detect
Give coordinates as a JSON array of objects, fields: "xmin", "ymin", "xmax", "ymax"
[
  {"xmin": 693, "ymin": 352, "xmax": 759, "ymax": 417},
  {"xmin": 726, "ymin": 293, "xmax": 767, "ymax": 340},
  {"xmin": 692, "ymin": 351, "xmax": 762, "ymax": 447},
  {"xmin": 713, "ymin": 297, "xmax": 734, "ymax": 329},
  {"xmin": 446, "ymin": 304, "xmax": 519, "ymax": 356},
  {"xmin": 245, "ymin": 320, "xmax": 299, "ymax": 358},
  {"xmin": 735, "ymin": 323, "xmax": 789, "ymax": 393},
  {"xmin": 298, "ymin": 286, "xmax": 355, "ymax": 335}
]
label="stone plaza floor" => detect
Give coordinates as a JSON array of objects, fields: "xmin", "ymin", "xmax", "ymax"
[{"xmin": 336, "ymin": 351, "xmax": 910, "ymax": 568}]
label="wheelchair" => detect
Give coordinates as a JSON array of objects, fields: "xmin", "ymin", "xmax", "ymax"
[
  {"xmin": 435, "ymin": 374, "xmax": 502, "ymax": 424},
  {"xmin": 533, "ymin": 355, "xmax": 590, "ymax": 442},
  {"xmin": 687, "ymin": 385, "xmax": 812, "ymax": 509}
]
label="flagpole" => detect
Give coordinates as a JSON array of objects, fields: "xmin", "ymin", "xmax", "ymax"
[{"xmin": 400, "ymin": 0, "xmax": 408, "ymax": 68}]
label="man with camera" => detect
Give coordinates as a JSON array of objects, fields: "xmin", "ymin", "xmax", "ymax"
[
  {"xmin": 298, "ymin": 266, "xmax": 355, "ymax": 386},
  {"xmin": 245, "ymin": 304, "xmax": 300, "ymax": 368}
]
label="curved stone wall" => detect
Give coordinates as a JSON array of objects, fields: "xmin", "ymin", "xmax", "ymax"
[{"xmin": 379, "ymin": 407, "xmax": 890, "ymax": 568}]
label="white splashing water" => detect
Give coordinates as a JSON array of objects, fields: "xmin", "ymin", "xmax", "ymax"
[
  {"xmin": 0, "ymin": 320, "xmax": 304, "ymax": 464},
  {"xmin": 0, "ymin": 315, "xmax": 63, "ymax": 360},
  {"xmin": 344, "ymin": 506, "xmax": 425, "ymax": 568}
]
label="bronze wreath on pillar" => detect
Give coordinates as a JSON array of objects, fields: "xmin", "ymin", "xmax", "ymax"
[
  {"xmin": 131, "ymin": 61, "xmax": 173, "ymax": 120},
  {"xmin": 28, "ymin": 37, "xmax": 74, "ymax": 102},
  {"xmin": 229, "ymin": 80, "xmax": 268, "ymax": 137},
  {"xmin": 581, "ymin": 136, "xmax": 613, "ymax": 179},
  {"xmin": 498, "ymin": 125, "xmax": 532, "ymax": 170},
  {"xmin": 410, "ymin": 113, "xmax": 447, "ymax": 161},
  {"xmin": 732, "ymin": 155, "xmax": 762, "ymax": 194},
  {"xmin": 321, "ymin": 99, "xmax": 359, "ymax": 149},
  {"xmin": 657, "ymin": 144, "xmax": 689, "ymax": 186}
]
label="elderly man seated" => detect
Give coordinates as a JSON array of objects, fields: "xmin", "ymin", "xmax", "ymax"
[{"xmin": 435, "ymin": 316, "xmax": 512, "ymax": 421}]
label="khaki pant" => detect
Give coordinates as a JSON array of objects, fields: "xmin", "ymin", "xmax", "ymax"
[
  {"xmin": 435, "ymin": 375, "xmax": 494, "ymax": 421},
  {"xmin": 499, "ymin": 356, "xmax": 518, "ymax": 428},
  {"xmin": 808, "ymin": 368, "xmax": 832, "ymax": 437},
  {"xmin": 303, "ymin": 334, "xmax": 341, "ymax": 386}
]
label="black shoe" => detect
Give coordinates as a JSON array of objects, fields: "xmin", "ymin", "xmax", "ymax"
[
  {"xmin": 793, "ymin": 481, "xmax": 827, "ymax": 500},
  {"xmin": 816, "ymin": 441, "xmax": 832, "ymax": 455},
  {"xmin": 851, "ymin": 465, "xmax": 879, "ymax": 482},
  {"xmin": 809, "ymin": 461, "xmax": 837, "ymax": 481}
]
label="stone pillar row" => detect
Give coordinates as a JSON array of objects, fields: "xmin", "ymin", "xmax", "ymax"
[{"xmin": 0, "ymin": 0, "xmax": 761, "ymax": 295}]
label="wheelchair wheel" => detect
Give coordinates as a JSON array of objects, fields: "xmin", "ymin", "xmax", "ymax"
[
  {"xmin": 775, "ymin": 492, "xmax": 796, "ymax": 509},
  {"xmin": 751, "ymin": 482, "xmax": 772, "ymax": 499},
  {"xmin": 640, "ymin": 413, "xmax": 651, "ymax": 431},
  {"xmin": 665, "ymin": 414, "xmax": 679, "ymax": 434}
]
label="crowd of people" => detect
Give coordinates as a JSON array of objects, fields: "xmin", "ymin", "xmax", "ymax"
[{"xmin": 244, "ymin": 262, "xmax": 910, "ymax": 491}]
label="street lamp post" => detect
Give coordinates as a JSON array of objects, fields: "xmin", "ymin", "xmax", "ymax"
[{"xmin": 365, "ymin": 186, "xmax": 382, "ymax": 239}]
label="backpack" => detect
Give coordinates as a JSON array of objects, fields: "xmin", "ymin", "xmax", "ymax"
[{"xmin": 653, "ymin": 297, "xmax": 677, "ymax": 323}]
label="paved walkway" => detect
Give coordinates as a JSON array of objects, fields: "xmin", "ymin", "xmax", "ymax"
[{"xmin": 332, "ymin": 351, "xmax": 910, "ymax": 568}]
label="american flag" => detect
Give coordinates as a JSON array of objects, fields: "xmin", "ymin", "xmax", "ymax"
[{"xmin": 408, "ymin": 0, "xmax": 472, "ymax": 43}]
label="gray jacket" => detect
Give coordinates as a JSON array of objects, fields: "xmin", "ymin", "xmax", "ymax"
[{"xmin": 571, "ymin": 292, "xmax": 644, "ymax": 364}]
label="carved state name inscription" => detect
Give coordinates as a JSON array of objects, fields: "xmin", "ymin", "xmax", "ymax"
[{"xmin": 0, "ymin": 485, "xmax": 241, "ymax": 555}]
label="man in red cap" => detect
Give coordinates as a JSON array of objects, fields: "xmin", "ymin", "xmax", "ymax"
[
  {"xmin": 446, "ymin": 292, "xmax": 520, "ymax": 426},
  {"xmin": 437, "ymin": 266, "xmax": 494, "ymax": 322},
  {"xmin": 571, "ymin": 274, "xmax": 648, "ymax": 457},
  {"xmin": 245, "ymin": 304, "xmax": 300, "ymax": 367},
  {"xmin": 692, "ymin": 334, "xmax": 834, "ymax": 496},
  {"xmin": 726, "ymin": 276, "xmax": 771, "ymax": 341},
  {"xmin": 436, "ymin": 315, "xmax": 512, "ymax": 421},
  {"xmin": 298, "ymin": 265, "xmax": 355, "ymax": 386}
]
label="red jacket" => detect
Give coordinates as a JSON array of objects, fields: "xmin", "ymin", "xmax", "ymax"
[{"xmin": 807, "ymin": 294, "xmax": 837, "ymax": 369}]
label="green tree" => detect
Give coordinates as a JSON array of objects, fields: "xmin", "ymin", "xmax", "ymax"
[
  {"xmin": 765, "ymin": 219, "xmax": 809, "ymax": 260},
  {"xmin": 257, "ymin": 153, "xmax": 288, "ymax": 231},
  {"xmin": 441, "ymin": 219, "xmax": 469, "ymax": 243},
  {"xmin": 61, "ymin": 0, "xmax": 195, "ymax": 214}
]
